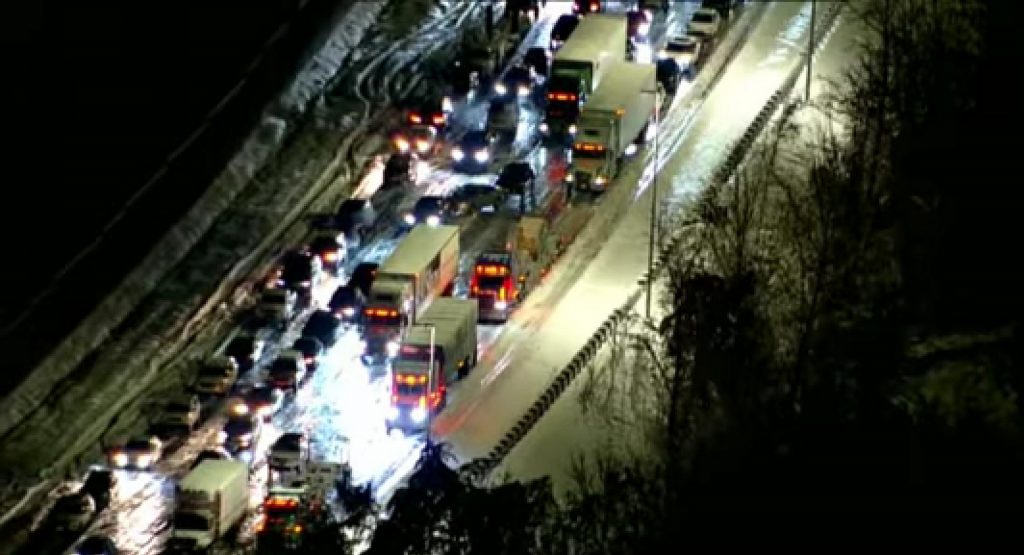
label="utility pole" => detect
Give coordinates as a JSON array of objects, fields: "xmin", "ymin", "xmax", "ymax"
[
  {"xmin": 806, "ymin": 0, "xmax": 816, "ymax": 101},
  {"xmin": 644, "ymin": 81, "xmax": 661, "ymax": 319}
]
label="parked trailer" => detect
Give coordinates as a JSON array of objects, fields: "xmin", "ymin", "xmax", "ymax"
[
  {"xmin": 568, "ymin": 61, "xmax": 659, "ymax": 192},
  {"xmin": 361, "ymin": 224, "xmax": 459, "ymax": 362}
]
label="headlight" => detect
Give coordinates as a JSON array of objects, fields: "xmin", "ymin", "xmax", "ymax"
[
  {"xmin": 595, "ymin": 176, "xmax": 607, "ymax": 185},
  {"xmin": 231, "ymin": 402, "xmax": 249, "ymax": 416},
  {"xmin": 218, "ymin": 431, "xmax": 228, "ymax": 443},
  {"xmin": 568, "ymin": 124, "xmax": 578, "ymax": 135},
  {"xmin": 565, "ymin": 173, "xmax": 575, "ymax": 182},
  {"xmin": 111, "ymin": 452, "xmax": 128, "ymax": 468},
  {"xmin": 135, "ymin": 454, "xmax": 153, "ymax": 469},
  {"xmin": 638, "ymin": 23, "xmax": 650, "ymax": 36},
  {"xmin": 298, "ymin": 280, "xmax": 311, "ymax": 288},
  {"xmin": 473, "ymin": 149, "xmax": 489, "ymax": 163},
  {"xmin": 494, "ymin": 82, "xmax": 508, "ymax": 95},
  {"xmin": 403, "ymin": 213, "xmax": 416, "ymax": 226},
  {"xmin": 426, "ymin": 214, "xmax": 441, "ymax": 226},
  {"xmin": 658, "ymin": 50, "xmax": 669, "ymax": 59},
  {"xmin": 494, "ymin": 300, "xmax": 508, "ymax": 310},
  {"xmin": 442, "ymin": 96, "xmax": 453, "ymax": 113},
  {"xmin": 342, "ymin": 307, "xmax": 356, "ymax": 317},
  {"xmin": 386, "ymin": 406, "xmax": 399, "ymax": 421},
  {"xmin": 517, "ymin": 85, "xmax": 530, "ymax": 97},
  {"xmin": 411, "ymin": 406, "xmax": 427, "ymax": 423},
  {"xmin": 539, "ymin": 122, "xmax": 549, "ymax": 133},
  {"xmin": 451, "ymin": 147, "xmax": 465, "ymax": 161},
  {"xmin": 415, "ymin": 139, "xmax": 430, "ymax": 153},
  {"xmin": 387, "ymin": 340, "xmax": 400, "ymax": 357},
  {"xmin": 393, "ymin": 137, "xmax": 409, "ymax": 152}
]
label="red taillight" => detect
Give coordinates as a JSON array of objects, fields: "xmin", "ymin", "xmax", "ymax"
[
  {"xmin": 591, "ymin": 1, "xmax": 599, "ymax": 11},
  {"xmin": 409, "ymin": 113, "xmax": 423, "ymax": 124},
  {"xmin": 432, "ymin": 114, "xmax": 445, "ymax": 125},
  {"xmin": 547, "ymin": 92, "xmax": 577, "ymax": 102},
  {"xmin": 322, "ymin": 251, "xmax": 338, "ymax": 262}
]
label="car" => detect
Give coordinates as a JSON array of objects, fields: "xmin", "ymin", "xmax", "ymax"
[
  {"xmin": 394, "ymin": 124, "xmax": 441, "ymax": 158},
  {"xmin": 383, "ymin": 152, "xmax": 420, "ymax": 189},
  {"xmin": 224, "ymin": 332, "xmax": 265, "ymax": 372},
  {"xmin": 495, "ymin": 65, "xmax": 534, "ymax": 99},
  {"xmin": 292, "ymin": 336, "xmax": 325, "ymax": 369},
  {"xmin": 256, "ymin": 287, "xmax": 298, "ymax": 327},
  {"xmin": 687, "ymin": 7, "xmax": 722, "ymax": 37},
  {"xmin": 301, "ymin": 310, "xmax": 344, "ymax": 347},
  {"xmin": 549, "ymin": 14, "xmax": 579, "ymax": 50},
  {"xmin": 448, "ymin": 183, "xmax": 505, "ymax": 216},
  {"xmin": 656, "ymin": 58, "xmax": 683, "ymax": 95},
  {"xmin": 75, "ymin": 534, "xmax": 119, "ymax": 555},
  {"xmin": 308, "ymin": 232, "xmax": 347, "ymax": 275},
  {"xmin": 220, "ymin": 413, "xmax": 261, "ymax": 453},
  {"xmin": 269, "ymin": 432, "xmax": 310, "ymax": 472},
  {"xmin": 328, "ymin": 284, "xmax": 365, "ymax": 322},
  {"xmin": 107, "ymin": 435, "xmax": 163, "ymax": 470},
  {"xmin": 268, "ymin": 350, "xmax": 309, "ymax": 393},
  {"xmin": 50, "ymin": 492, "xmax": 95, "ymax": 532},
  {"xmin": 495, "ymin": 161, "xmax": 537, "ymax": 197},
  {"xmin": 154, "ymin": 393, "xmax": 202, "ymax": 432},
  {"xmin": 334, "ymin": 198, "xmax": 378, "ymax": 247},
  {"xmin": 523, "ymin": 47, "xmax": 550, "ymax": 80},
  {"xmin": 404, "ymin": 195, "xmax": 450, "ymax": 227},
  {"xmin": 276, "ymin": 249, "xmax": 322, "ymax": 293},
  {"xmin": 231, "ymin": 385, "xmax": 286, "ymax": 422},
  {"xmin": 80, "ymin": 468, "xmax": 116, "ymax": 512},
  {"xmin": 660, "ymin": 34, "xmax": 704, "ymax": 77},
  {"xmin": 349, "ymin": 262, "xmax": 378, "ymax": 297},
  {"xmin": 486, "ymin": 99, "xmax": 520, "ymax": 143},
  {"xmin": 406, "ymin": 97, "xmax": 447, "ymax": 129},
  {"xmin": 627, "ymin": 10, "xmax": 651, "ymax": 42},
  {"xmin": 451, "ymin": 130, "xmax": 495, "ymax": 174},
  {"xmin": 193, "ymin": 355, "xmax": 239, "ymax": 396},
  {"xmin": 573, "ymin": 0, "xmax": 602, "ymax": 15},
  {"xmin": 190, "ymin": 447, "xmax": 234, "ymax": 470}
]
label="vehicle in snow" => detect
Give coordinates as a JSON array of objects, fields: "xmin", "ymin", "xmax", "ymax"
[
  {"xmin": 193, "ymin": 355, "xmax": 240, "ymax": 396},
  {"xmin": 191, "ymin": 447, "xmax": 233, "ymax": 470},
  {"xmin": 494, "ymin": 64, "xmax": 534, "ymax": 100},
  {"xmin": 169, "ymin": 460, "xmax": 249, "ymax": 551},
  {"xmin": 349, "ymin": 262, "xmax": 378, "ymax": 297},
  {"xmin": 301, "ymin": 309, "xmax": 344, "ymax": 347},
  {"xmin": 107, "ymin": 435, "xmax": 163, "ymax": 470},
  {"xmin": 80, "ymin": 467, "xmax": 116, "ymax": 512},
  {"xmin": 307, "ymin": 232, "xmax": 347, "ymax": 275},
  {"xmin": 471, "ymin": 216, "xmax": 554, "ymax": 322},
  {"xmin": 154, "ymin": 393, "xmax": 202, "ymax": 433},
  {"xmin": 393, "ymin": 124, "xmax": 441, "ymax": 158},
  {"xmin": 543, "ymin": 14, "xmax": 628, "ymax": 139},
  {"xmin": 495, "ymin": 161, "xmax": 538, "ymax": 213},
  {"xmin": 573, "ymin": 0, "xmax": 603, "ymax": 15},
  {"xmin": 659, "ymin": 33, "xmax": 707, "ymax": 80},
  {"xmin": 448, "ymin": 182, "xmax": 505, "ymax": 216},
  {"xmin": 383, "ymin": 152, "xmax": 420, "ymax": 188},
  {"xmin": 254, "ymin": 490, "xmax": 308, "ymax": 550},
  {"xmin": 74, "ymin": 534, "xmax": 119, "ymax": 555},
  {"xmin": 224, "ymin": 332, "xmax": 265, "ymax": 372},
  {"xmin": 219, "ymin": 411, "xmax": 261, "ymax": 454},
  {"xmin": 452, "ymin": 130, "xmax": 497, "ymax": 174},
  {"xmin": 328, "ymin": 284, "xmax": 365, "ymax": 323},
  {"xmin": 443, "ymin": 41, "xmax": 499, "ymax": 103},
  {"xmin": 405, "ymin": 96, "xmax": 448, "ymax": 130},
  {"xmin": 549, "ymin": 14, "xmax": 579, "ymax": 51},
  {"xmin": 687, "ymin": 7, "xmax": 722, "ymax": 37},
  {"xmin": 255, "ymin": 288, "xmax": 298, "ymax": 329},
  {"xmin": 291, "ymin": 336, "xmax": 324, "ymax": 370},
  {"xmin": 403, "ymin": 195, "xmax": 450, "ymax": 228},
  {"xmin": 567, "ymin": 61, "xmax": 659, "ymax": 192},
  {"xmin": 486, "ymin": 98, "xmax": 520, "ymax": 144},
  {"xmin": 274, "ymin": 249, "xmax": 323, "ymax": 296},
  {"xmin": 269, "ymin": 432, "xmax": 309, "ymax": 473},
  {"xmin": 362, "ymin": 225, "xmax": 459, "ymax": 363},
  {"xmin": 334, "ymin": 198, "xmax": 378, "ymax": 248},
  {"xmin": 523, "ymin": 47, "xmax": 551, "ymax": 79},
  {"xmin": 626, "ymin": 9, "xmax": 651, "ymax": 44},
  {"xmin": 49, "ymin": 492, "xmax": 96, "ymax": 532},
  {"xmin": 232, "ymin": 385, "xmax": 285, "ymax": 422},
  {"xmin": 386, "ymin": 298, "xmax": 478, "ymax": 433},
  {"xmin": 268, "ymin": 350, "xmax": 309, "ymax": 393}
]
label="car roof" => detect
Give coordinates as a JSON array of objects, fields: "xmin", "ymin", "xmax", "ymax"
[
  {"xmin": 293, "ymin": 336, "xmax": 323, "ymax": 349},
  {"xmin": 463, "ymin": 130, "xmax": 489, "ymax": 142}
]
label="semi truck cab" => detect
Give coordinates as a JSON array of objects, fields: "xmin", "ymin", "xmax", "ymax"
[{"xmin": 470, "ymin": 253, "xmax": 520, "ymax": 322}]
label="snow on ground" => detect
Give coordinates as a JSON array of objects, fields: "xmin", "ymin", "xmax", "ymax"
[{"xmin": 493, "ymin": 5, "xmax": 863, "ymax": 495}]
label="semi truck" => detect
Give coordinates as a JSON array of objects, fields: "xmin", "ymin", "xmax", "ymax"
[
  {"xmin": 470, "ymin": 216, "xmax": 553, "ymax": 323},
  {"xmin": 361, "ymin": 224, "xmax": 459, "ymax": 363},
  {"xmin": 386, "ymin": 298, "xmax": 478, "ymax": 433},
  {"xmin": 542, "ymin": 14, "xmax": 628, "ymax": 140},
  {"xmin": 567, "ymin": 61, "xmax": 659, "ymax": 192},
  {"xmin": 168, "ymin": 460, "xmax": 249, "ymax": 551}
]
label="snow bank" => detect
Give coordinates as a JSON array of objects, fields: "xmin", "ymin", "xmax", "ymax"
[{"xmin": 0, "ymin": 0, "xmax": 387, "ymax": 475}]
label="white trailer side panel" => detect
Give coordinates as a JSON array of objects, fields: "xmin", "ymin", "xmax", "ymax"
[
  {"xmin": 553, "ymin": 14, "xmax": 628, "ymax": 90},
  {"xmin": 578, "ymin": 62, "xmax": 657, "ymax": 153},
  {"xmin": 379, "ymin": 225, "xmax": 459, "ymax": 277}
]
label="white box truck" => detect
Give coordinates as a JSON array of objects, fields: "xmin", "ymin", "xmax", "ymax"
[
  {"xmin": 543, "ymin": 14, "xmax": 628, "ymax": 138},
  {"xmin": 361, "ymin": 224, "xmax": 459, "ymax": 362},
  {"xmin": 168, "ymin": 460, "xmax": 249, "ymax": 551},
  {"xmin": 568, "ymin": 61, "xmax": 659, "ymax": 192},
  {"xmin": 386, "ymin": 298, "xmax": 478, "ymax": 433}
]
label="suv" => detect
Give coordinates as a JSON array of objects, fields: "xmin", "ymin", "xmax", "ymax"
[
  {"xmin": 277, "ymin": 250, "xmax": 322, "ymax": 294},
  {"xmin": 268, "ymin": 350, "xmax": 308, "ymax": 393},
  {"xmin": 50, "ymin": 492, "xmax": 95, "ymax": 532},
  {"xmin": 269, "ymin": 432, "xmax": 310, "ymax": 473},
  {"xmin": 154, "ymin": 393, "xmax": 202, "ymax": 433},
  {"xmin": 193, "ymin": 356, "xmax": 239, "ymax": 396},
  {"xmin": 308, "ymin": 232, "xmax": 347, "ymax": 275},
  {"xmin": 256, "ymin": 288, "xmax": 298, "ymax": 328},
  {"xmin": 329, "ymin": 284, "xmax": 366, "ymax": 323},
  {"xmin": 335, "ymin": 198, "xmax": 378, "ymax": 247},
  {"xmin": 224, "ymin": 332, "xmax": 265, "ymax": 372},
  {"xmin": 302, "ymin": 310, "xmax": 344, "ymax": 347},
  {"xmin": 404, "ymin": 196, "xmax": 450, "ymax": 227},
  {"xmin": 383, "ymin": 152, "xmax": 420, "ymax": 189},
  {"xmin": 80, "ymin": 468, "xmax": 116, "ymax": 512}
]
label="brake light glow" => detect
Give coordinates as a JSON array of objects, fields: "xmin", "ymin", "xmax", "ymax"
[
  {"xmin": 365, "ymin": 308, "xmax": 399, "ymax": 318},
  {"xmin": 474, "ymin": 264, "xmax": 509, "ymax": 277},
  {"xmin": 321, "ymin": 251, "xmax": 338, "ymax": 262},
  {"xmin": 265, "ymin": 498, "xmax": 299, "ymax": 509},
  {"xmin": 591, "ymin": 1, "xmax": 599, "ymax": 11},
  {"xmin": 432, "ymin": 114, "xmax": 445, "ymax": 125},
  {"xmin": 547, "ymin": 92, "xmax": 577, "ymax": 102},
  {"xmin": 396, "ymin": 374, "xmax": 428, "ymax": 385},
  {"xmin": 409, "ymin": 113, "xmax": 423, "ymax": 124},
  {"xmin": 575, "ymin": 143, "xmax": 605, "ymax": 152}
]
